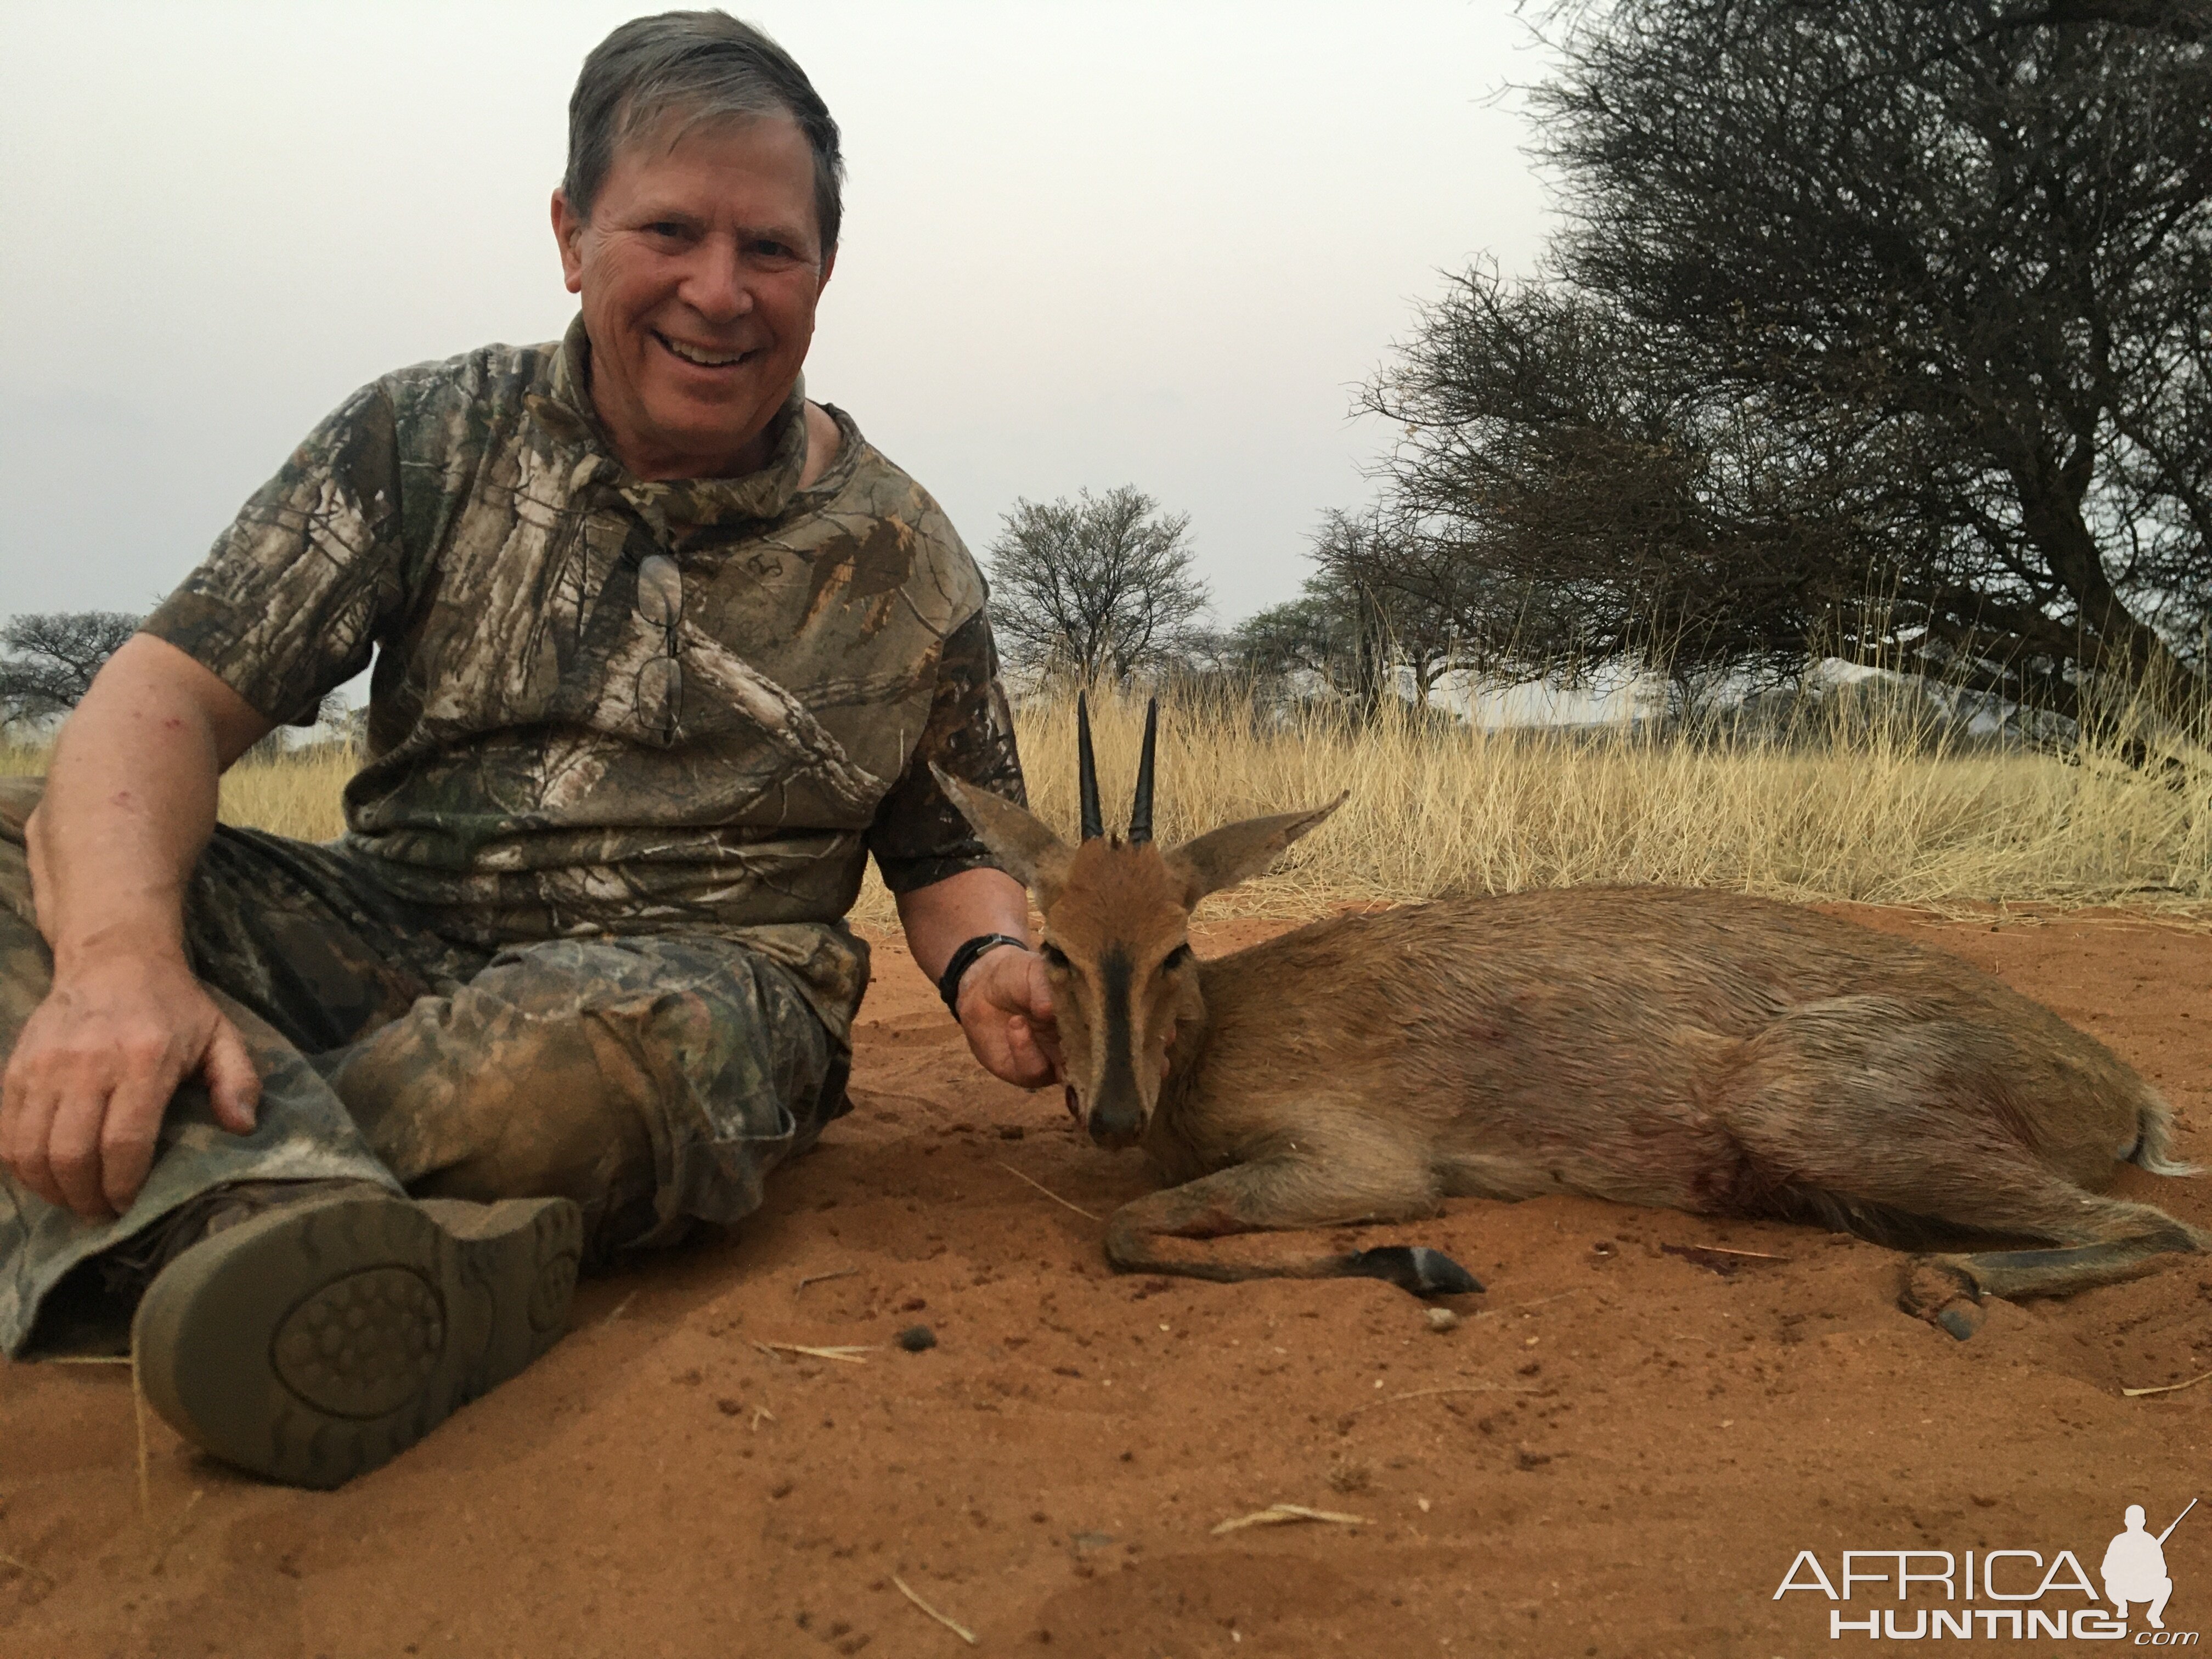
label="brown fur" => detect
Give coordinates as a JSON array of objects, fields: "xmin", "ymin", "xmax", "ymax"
[{"xmin": 934, "ymin": 771, "xmax": 2205, "ymax": 1324}]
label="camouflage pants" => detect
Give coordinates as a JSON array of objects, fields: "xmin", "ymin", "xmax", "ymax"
[{"xmin": 0, "ymin": 778, "xmax": 855, "ymax": 1359}]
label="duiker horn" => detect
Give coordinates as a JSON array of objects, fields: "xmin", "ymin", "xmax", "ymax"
[
  {"xmin": 1077, "ymin": 692, "xmax": 1104, "ymax": 842},
  {"xmin": 1129, "ymin": 697, "xmax": 1159, "ymax": 845}
]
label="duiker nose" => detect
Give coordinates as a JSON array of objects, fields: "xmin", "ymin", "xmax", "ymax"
[{"xmin": 1088, "ymin": 1099, "xmax": 1143, "ymax": 1148}]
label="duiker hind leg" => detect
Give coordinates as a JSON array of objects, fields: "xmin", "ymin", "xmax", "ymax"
[
  {"xmin": 1901, "ymin": 1190, "xmax": 2206, "ymax": 1323},
  {"xmin": 1715, "ymin": 1001, "xmax": 2204, "ymax": 1333},
  {"xmin": 1104, "ymin": 1152, "xmax": 1481, "ymax": 1297},
  {"xmin": 1715, "ymin": 1000, "xmax": 2153, "ymax": 1223}
]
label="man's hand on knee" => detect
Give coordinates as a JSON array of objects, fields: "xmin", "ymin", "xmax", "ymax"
[{"xmin": 0, "ymin": 952, "xmax": 259, "ymax": 1220}]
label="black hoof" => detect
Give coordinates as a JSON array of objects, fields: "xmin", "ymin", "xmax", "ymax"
[
  {"xmin": 1932, "ymin": 1301, "xmax": 1985, "ymax": 1341},
  {"xmin": 1342, "ymin": 1245, "xmax": 1483, "ymax": 1298},
  {"xmin": 1898, "ymin": 1256, "xmax": 1985, "ymax": 1340}
]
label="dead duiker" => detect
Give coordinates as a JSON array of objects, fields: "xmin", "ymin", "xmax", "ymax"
[{"xmin": 938, "ymin": 699, "xmax": 2205, "ymax": 1335}]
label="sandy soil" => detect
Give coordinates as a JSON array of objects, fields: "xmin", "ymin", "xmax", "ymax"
[{"xmin": 3, "ymin": 904, "xmax": 2209, "ymax": 1658}]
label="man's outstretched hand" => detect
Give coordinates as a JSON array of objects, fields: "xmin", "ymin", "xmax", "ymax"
[
  {"xmin": 0, "ymin": 951, "xmax": 260, "ymax": 1221},
  {"xmin": 955, "ymin": 944, "xmax": 1060, "ymax": 1089}
]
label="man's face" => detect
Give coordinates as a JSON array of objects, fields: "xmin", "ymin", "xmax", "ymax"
[{"xmin": 552, "ymin": 112, "xmax": 833, "ymax": 480}]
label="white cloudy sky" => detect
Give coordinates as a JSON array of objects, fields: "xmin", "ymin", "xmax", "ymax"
[{"xmin": 0, "ymin": 1, "xmax": 1554, "ymax": 646}]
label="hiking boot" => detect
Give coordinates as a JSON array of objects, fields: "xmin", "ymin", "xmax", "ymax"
[{"xmin": 132, "ymin": 1186, "xmax": 581, "ymax": 1489}]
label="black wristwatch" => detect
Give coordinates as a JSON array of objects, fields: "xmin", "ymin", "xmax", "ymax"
[{"xmin": 938, "ymin": 933, "xmax": 1030, "ymax": 1014}]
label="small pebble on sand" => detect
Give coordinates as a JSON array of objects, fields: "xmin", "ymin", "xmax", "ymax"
[
  {"xmin": 1424, "ymin": 1307, "xmax": 1460, "ymax": 1333},
  {"xmin": 896, "ymin": 1324, "xmax": 938, "ymax": 1352}
]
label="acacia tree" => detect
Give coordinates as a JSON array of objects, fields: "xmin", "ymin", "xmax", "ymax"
[
  {"xmin": 1306, "ymin": 508, "xmax": 1487, "ymax": 702},
  {"xmin": 1231, "ymin": 581, "xmax": 1361, "ymax": 693},
  {"xmin": 1367, "ymin": 0, "xmax": 2212, "ymax": 714},
  {"xmin": 1362, "ymin": 268, "xmax": 1891, "ymax": 689},
  {"xmin": 0, "ymin": 611, "xmax": 142, "ymax": 731},
  {"xmin": 1229, "ymin": 509, "xmax": 1518, "ymax": 709},
  {"xmin": 986, "ymin": 487, "xmax": 1211, "ymax": 681}
]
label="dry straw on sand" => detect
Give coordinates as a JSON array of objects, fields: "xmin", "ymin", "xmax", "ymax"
[{"xmin": 4, "ymin": 675, "xmax": 2205, "ymax": 919}]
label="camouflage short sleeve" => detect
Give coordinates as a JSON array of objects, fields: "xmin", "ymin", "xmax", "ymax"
[
  {"xmin": 865, "ymin": 608, "xmax": 1027, "ymax": 894},
  {"xmin": 141, "ymin": 381, "xmax": 406, "ymax": 726}
]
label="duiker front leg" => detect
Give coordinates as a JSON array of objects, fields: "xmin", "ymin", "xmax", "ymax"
[{"xmin": 1103, "ymin": 1155, "xmax": 1482, "ymax": 1297}]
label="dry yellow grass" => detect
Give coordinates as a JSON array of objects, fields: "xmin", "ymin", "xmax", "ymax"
[
  {"xmin": 1006, "ymin": 684, "xmax": 2210, "ymax": 922},
  {"xmin": 5, "ymin": 681, "xmax": 2205, "ymax": 927},
  {"xmin": 0, "ymin": 743, "xmax": 360, "ymax": 847},
  {"xmin": 215, "ymin": 747, "xmax": 358, "ymax": 844},
  {"xmin": 0, "ymin": 741, "xmax": 359, "ymax": 848}
]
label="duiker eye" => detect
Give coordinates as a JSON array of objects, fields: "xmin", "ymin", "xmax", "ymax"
[
  {"xmin": 1039, "ymin": 943, "xmax": 1070, "ymax": 969},
  {"xmin": 1162, "ymin": 944, "xmax": 1193, "ymax": 970}
]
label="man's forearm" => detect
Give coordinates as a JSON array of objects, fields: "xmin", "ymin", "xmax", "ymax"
[
  {"xmin": 30, "ymin": 636, "xmax": 268, "ymax": 969},
  {"xmin": 894, "ymin": 865, "xmax": 1032, "ymax": 983}
]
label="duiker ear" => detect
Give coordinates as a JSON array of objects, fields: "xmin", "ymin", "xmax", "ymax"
[
  {"xmin": 1164, "ymin": 792, "xmax": 1347, "ymax": 906},
  {"xmin": 931, "ymin": 767, "xmax": 1074, "ymax": 906}
]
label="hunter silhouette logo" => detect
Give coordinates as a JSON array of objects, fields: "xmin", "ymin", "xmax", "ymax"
[
  {"xmin": 1774, "ymin": 1497, "xmax": 2200, "ymax": 1641},
  {"xmin": 2107, "ymin": 1500, "xmax": 2193, "ymax": 1630}
]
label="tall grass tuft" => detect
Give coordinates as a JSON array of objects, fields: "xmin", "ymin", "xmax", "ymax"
[
  {"xmin": 4, "ymin": 680, "xmax": 2204, "ymax": 926},
  {"xmin": 213, "ymin": 743, "xmax": 358, "ymax": 843},
  {"xmin": 987, "ymin": 680, "xmax": 2210, "ymax": 922}
]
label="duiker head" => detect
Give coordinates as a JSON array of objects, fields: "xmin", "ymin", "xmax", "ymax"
[{"xmin": 934, "ymin": 697, "xmax": 1342, "ymax": 1149}]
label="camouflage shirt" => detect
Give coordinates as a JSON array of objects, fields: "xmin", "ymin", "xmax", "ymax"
[{"xmin": 143, "ymin": 317, "xmax": 1025, "ymax": 1039}]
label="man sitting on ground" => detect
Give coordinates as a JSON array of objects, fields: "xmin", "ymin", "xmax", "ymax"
[{"xmin": 0, "ymin": 10, "xmax": 1056, "ymax": 1489}]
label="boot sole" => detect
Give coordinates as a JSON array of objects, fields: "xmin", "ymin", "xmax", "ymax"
[{"xmin": 131, "ymin": 1190, "xmax": 581, "ymax": 1489}]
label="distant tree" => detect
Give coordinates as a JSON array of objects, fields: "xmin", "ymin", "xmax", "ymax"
[
  {"xmin": 0, "ymin": 611, "xmax": 142, "ymax": 731},
  {"xmin": 1233, "ymin": 505, "xmax": 1544, "ymax": 709},
  {"xmin": 986, "ymin": 487, "xmax": 1212, "ymax": 682},
  {"xmin": 1230, "ymin": 582, "xmax": 1361, "ymax": 692},
  {"xmin": 238, "ymin": 691, "xmax": 353, "ymax": 764},
  {"xmin": 1310, "ymin": 506, "xmax": 1520, "ymax": 703}
]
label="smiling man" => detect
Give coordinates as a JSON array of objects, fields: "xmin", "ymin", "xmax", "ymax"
[{"xmin": 0, "ymin": 12, "xmax": 1056, "ymax": 1488}]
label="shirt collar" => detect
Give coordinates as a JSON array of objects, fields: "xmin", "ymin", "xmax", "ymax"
[{"xmin": 534, "ymin": 313, "xmax": 810, "ymax": 536}]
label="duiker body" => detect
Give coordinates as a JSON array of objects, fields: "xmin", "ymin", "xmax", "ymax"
[{"xmin": 939, "ymin": 701, "xmax": 2204, "ymax": 1335}]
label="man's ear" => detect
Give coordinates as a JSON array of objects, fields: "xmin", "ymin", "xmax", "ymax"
[
  {"xmin": 1164, "ymin": 793, "xmax": 1347, "ymax": 907},
  {"xmin": 552, "ymin": 188, "xmax": 586, "ymax": 293},
  {"xmin": 932, "ymin": 768, "xmax": 1074, "ymax": 909}
]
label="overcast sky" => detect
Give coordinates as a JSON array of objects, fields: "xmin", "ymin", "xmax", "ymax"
[{"xmin": 0, "ymin": 1, "xmax": 1554, "ymax": 648}]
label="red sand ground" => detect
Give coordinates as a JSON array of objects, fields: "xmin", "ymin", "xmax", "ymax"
[{"xmin": 3, "ymin": 906, "xmax": 2209, "ymax": 1658}]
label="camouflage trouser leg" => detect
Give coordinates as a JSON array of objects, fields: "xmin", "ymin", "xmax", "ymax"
[
  {"xmin": 0, "ymin": 780, "xmax": 405, "ymax": 1358},
  {"xmin": 0, "ymin": 778, "xmax": 851, "ymax": 1359},
  {"xmin": 318, "ymin": 933, "xmax": 851, "ymax": 1255}
]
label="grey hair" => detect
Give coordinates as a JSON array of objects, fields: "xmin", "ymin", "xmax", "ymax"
[{"xmin": 565, "ymin": 10, "xmax": 844, "ymax": 255}]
